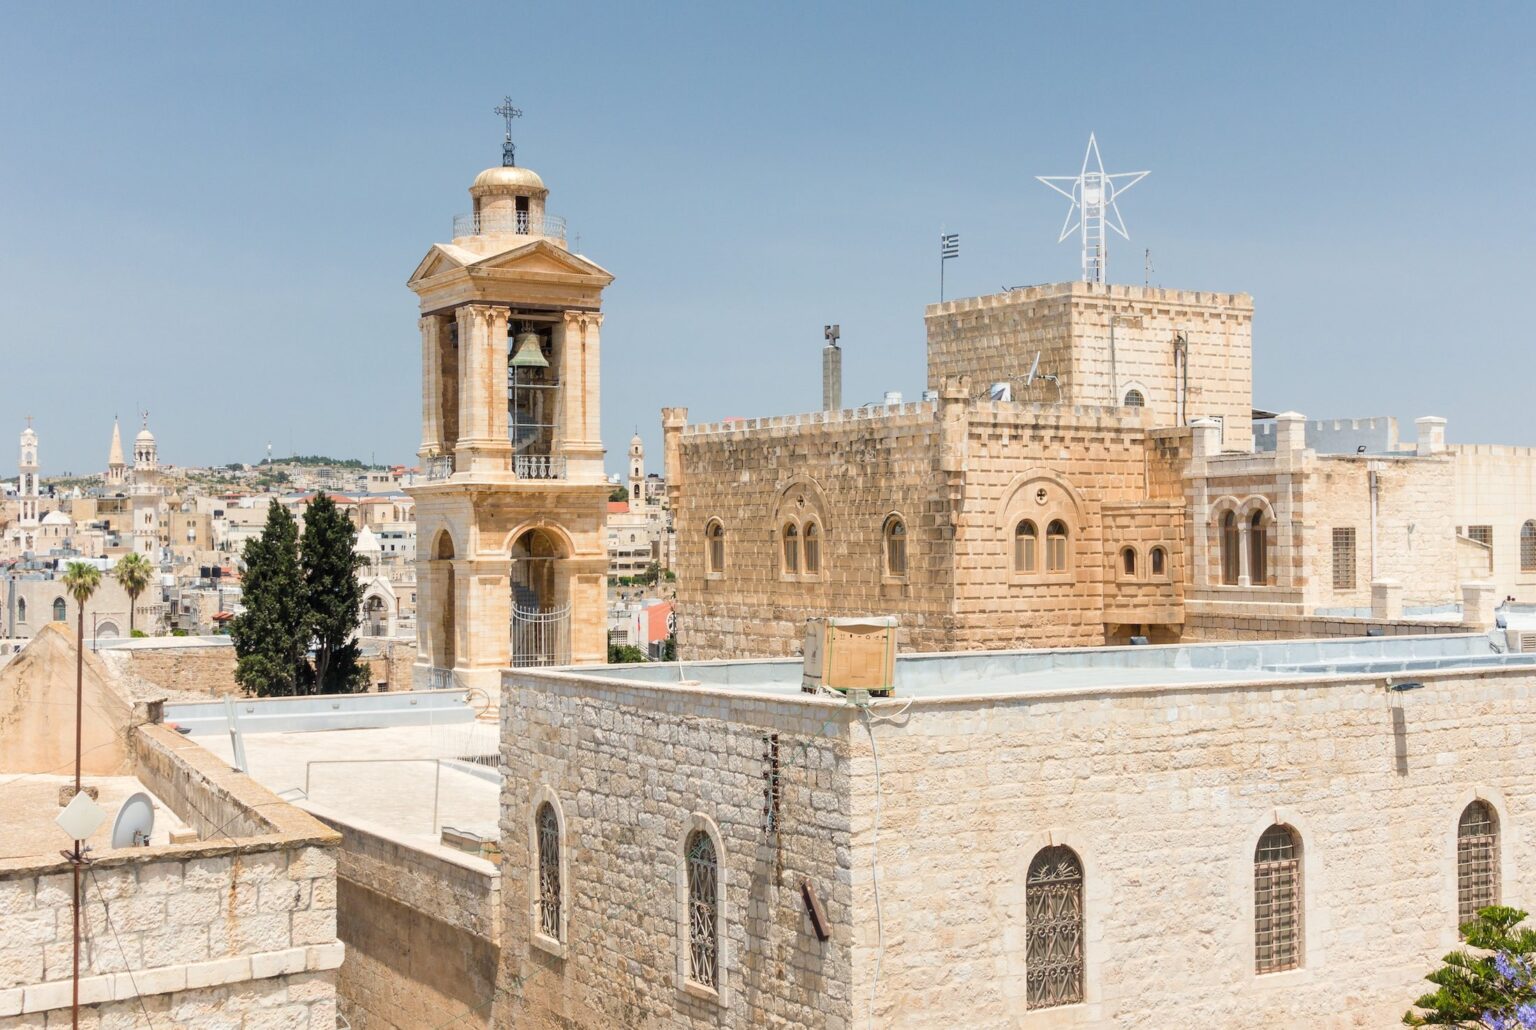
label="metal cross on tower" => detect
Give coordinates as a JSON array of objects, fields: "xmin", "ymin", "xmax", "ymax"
[
  {"xmin": 1037, "ymin": 134, "xmax": 1148, "ymax": 285},
  {"xmin": 494, "ymin": 96, "xmax": 523, "ymax": 167}
]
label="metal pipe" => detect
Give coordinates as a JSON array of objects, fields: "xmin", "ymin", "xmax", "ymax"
[{"xmin": 1369, "ymin": 467, "xmax": 1379, "ymax": 584}]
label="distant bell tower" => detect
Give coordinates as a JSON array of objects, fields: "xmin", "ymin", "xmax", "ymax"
[
  {"xmin": 17, "ymin": 419, "xmax": 39, "ymax": 526},
  {"xmin": 131, "ymin": 413, "xmax": 161, "ymax": 557},
  {"xmin": 628, "ymin": 433, "xmax": 646, "ymax": 510},
  {"xmin": 406, "ymin": 99, "xmax": 615, "ymax": 689}
]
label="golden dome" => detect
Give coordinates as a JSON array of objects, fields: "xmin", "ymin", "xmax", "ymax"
[{"xmin": 471, "ymin": 165, "xmax": 546, "ymax": 192}]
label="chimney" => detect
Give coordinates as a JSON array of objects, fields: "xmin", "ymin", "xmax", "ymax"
[
  {"xmin": 1415, "ymin": 416, "xmax": 1447, "ymax": 456},
  {"xmin": 823, "ymin": 324, "xmax": 841, "ymax": 411}
]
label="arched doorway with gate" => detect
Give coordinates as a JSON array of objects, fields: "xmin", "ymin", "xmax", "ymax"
[
  {"xmin": 433, "ymin": 530, "xmax": 456, "ymax": 672},
  {"xmin": 510, "ymin": 527, "xmax": 571, "ymax": 667}
]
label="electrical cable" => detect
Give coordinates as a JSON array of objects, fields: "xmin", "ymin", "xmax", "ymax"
[
  {"xmin": 87, "ymin": 865, "xmax": 157, "ymax": 1028},
  {"xmin": 859, "ymin": 705, "xmax": 884, "ymax": 1030}
]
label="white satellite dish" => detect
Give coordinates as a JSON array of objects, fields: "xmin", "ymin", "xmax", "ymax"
[
  {"xmin": 110, "ymin": 792, "xmax": 156, "ymax": 848},
  {"xmin": 1024, "ymin": 351, "xmax": 1042, "ymax": 387}
]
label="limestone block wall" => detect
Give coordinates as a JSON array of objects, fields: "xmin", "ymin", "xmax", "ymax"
[
  {"xmin": 0, "ymin": 845, "xmax": 340, "ymax": 1027},
  {"xmin": 1452, "ymin": 445, "xmax": 1536, "ymax": 600},
  {"xmin": 107, "ymin": 641, "xmax": 240, "ymax": 698},
  {"xmin": 843, "ymin": 667, "xmax": 1536, "ymax": 1027},
  {"xmin": 305, "ymin": 808, "xmax": 500, "ymax": 1030},
  {"xmin": 671, "ymin": 405, "xmax": 956, "ymax": 659},
  {"xmin": 496, "ymin": 673, "xmax": 855, "ymax": 1030},
  {"xmin": 924, "ymin": 284, "xmax": 1254, "ymax": 449},
  {"xmin": 1181, "ymin": 603, "xmax": 1466, "ymax": 641}
]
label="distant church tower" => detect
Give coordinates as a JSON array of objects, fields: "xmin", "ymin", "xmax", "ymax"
[
  {"xmin": 406, "ymin": 100, "xmax": 615, "ymax": 688},
  {"xmin": 131, "ymin": 414, "xmax": 161, "ymax": 556},
  {"xmin": 106, "ymin": 417, "xmax": 127, "ymax": 488},
  {"xmin": 628, "ymin": 433, "xmax": 646, "ymax": 511},
  {"xmin": 17, "ymin": 421, "xmax": 39, "ymax": 526}
]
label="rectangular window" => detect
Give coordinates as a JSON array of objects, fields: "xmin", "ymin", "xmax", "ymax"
[
  {"xmin": 1468, "ymin": 525, "xmax": 1493, "ymax": 555},
  {"xmin": 1332, "ymin": 528, "xmax": 1357, "ymax": 591}
]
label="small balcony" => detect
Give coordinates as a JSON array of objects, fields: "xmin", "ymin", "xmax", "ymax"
[
  {"xmin": 452, "ymin": 211, "xmax": 567, "ymax": 241},
  {"xmin": 515, "ymin": 455, "xmax": 566, "ymax": 480}
]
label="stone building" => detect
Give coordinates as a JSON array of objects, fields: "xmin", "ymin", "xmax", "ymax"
[
  {"xmin": 664, "ymin": 280, "xmax": 1536, "ymax": 659},
  {"xmin": 494, "ymin": 632, "xmax": 1532, "ymax": 1028},
  {"xmin": 406, "ymin": 139, "xmax": 614, "ymax": 689}
]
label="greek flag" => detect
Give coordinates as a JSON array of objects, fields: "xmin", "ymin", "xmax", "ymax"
[{"xmin": 940, "ymin": 233, "xmax": 960, "ymax": 259}]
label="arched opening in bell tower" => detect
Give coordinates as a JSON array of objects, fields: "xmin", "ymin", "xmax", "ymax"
[
  {"xmin": 510, "ymin": 527, "xmax": 571, "ymax": 666},
  {"xmin": 434, "ymin": 531, "xmax": 456, "ymax": 670}
]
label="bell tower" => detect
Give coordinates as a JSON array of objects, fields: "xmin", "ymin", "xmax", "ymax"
[
  {"xmin": 406, "ymin": 102, "xmax": 615, "ymax": 689},
  {"xmin": 627, "ymin": 433, "xmax": 646, "ymax": 511},
  {"xmin": 17, "ymin": 420, "xmax": 39, "ymax": 527}
]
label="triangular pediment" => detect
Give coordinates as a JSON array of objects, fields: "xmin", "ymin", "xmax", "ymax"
[
  {"xmin": 409, "ymin": 243, "xmax": 477, "ymax": 285},
  {"xmin": 470, "ymin": 239, "xmax": 614, "ymax": 283}
]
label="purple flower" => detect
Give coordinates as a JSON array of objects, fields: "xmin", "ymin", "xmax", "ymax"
[
  {"xmin": 1497, "ymin": 953, "xmax": 1521, "ymax": 982},
  {"xmin": 1485, "ymin": 1013, "xmax": 1513, "ymax": 1030},
  {"xmin": 1516, "ymin": 1003, "xmax": 1536, "ymax": 1030}
]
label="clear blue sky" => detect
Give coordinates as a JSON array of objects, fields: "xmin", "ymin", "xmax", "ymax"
[{"xmin": 3, "ymin": 2, "xmax": 1533, "ymax": 477}]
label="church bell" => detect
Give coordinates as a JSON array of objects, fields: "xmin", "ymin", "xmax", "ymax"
[{"xmin": 509, "ymin": 331, "xmax": 549, "ymax": 368}]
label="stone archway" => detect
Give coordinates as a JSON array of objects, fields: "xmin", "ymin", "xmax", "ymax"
[
  {"xmin": 435, "ymin": 530, "xmax": 456, "ymax": 670},
  {"xmin": 510, "ymin": 527, "xmax": 570, "ymax": 666}
]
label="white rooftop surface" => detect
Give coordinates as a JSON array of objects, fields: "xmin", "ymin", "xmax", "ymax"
[
  {"xmin": 196, "ymin": 722, "xmax": 500, "ymax": 850},
  {"xmin": 0, "ymin": 775, "xmax": 189, "ymax": 862},
  {"xmin": 556, "ymin": 631, "xmax": 1535, "ymax": 700}
]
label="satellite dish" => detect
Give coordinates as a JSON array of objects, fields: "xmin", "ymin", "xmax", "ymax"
[
  {"xmin": 1024, "ymin": 351, "xmax": 1041, "ymax": 387},
  {"xmin": 110, "ymin": 792, "xmax": 155, "ymax": 848}
]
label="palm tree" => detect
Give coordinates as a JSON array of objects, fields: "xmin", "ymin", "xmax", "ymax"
[
  {"xmin": 113, "ymin": 552, "xmax": 154, "ymax": 637},
  {"xmin": 60, "ymin": 561, "xmax": 101, "ymax": 791}
]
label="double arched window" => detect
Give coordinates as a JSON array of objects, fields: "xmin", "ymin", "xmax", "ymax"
[
  {"xmin": 1457, "ymin": 801, "xmax": 1499, "ymax": 930},
  {"xmin": 685, "ymin": 829, "xmax": 720, "ymax": 989},
  {"xmin": 1522, "ymin": 521, "xmax": 1536, "ymax": 574},
  {"xmin": 779, "ymin": 519, "xmax": 822, "ymax": 579},
  {"xmin": 1014, "ymin": 520, "xmax": 1037, "ymax": 573},
  {"xmin": 705, "ymin": 520, "xmax": 725, "ymax": 575},
  {"xmin": 883, "ymin": 516, "xmax": 907, "ymax": 579},
  {"xmin": 1254, "ymin": 825, "xmax": 1302, "ymax": 973},
  {"xmin": 1026, "ymin": 846, "xmax": 1084, "ymax": 1008}
]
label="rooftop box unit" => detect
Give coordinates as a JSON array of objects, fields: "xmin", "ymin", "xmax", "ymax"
[{"xmin": 802, "ymin": 616, "xmax": 898, "ymax": 697}]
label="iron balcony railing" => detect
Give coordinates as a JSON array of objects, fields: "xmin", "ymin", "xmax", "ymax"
[
  {"xmin": 452, "ymin": 211, "xmax": 568, "ymax": 240},
  {"xmin": 516, "ymin": 455, "xmax": 566, "ymax": 480},
  {"xmin": 424, "ymin": 456, "xmax": 454, "ymax": 481}
]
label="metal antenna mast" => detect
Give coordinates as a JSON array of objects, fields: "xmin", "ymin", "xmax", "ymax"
[
  {"xmin": 494, "ymin": 96, "xmax": 523, "ymax": 167},
  {"xmin": 1036, "ymin": 134, "xmax": 1148, "ymax": 284}
]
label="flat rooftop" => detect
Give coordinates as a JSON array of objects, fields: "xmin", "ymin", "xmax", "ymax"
[
  {"xmin": 538, "ymin": 632, "xmax": 1528, "ymax": 701},
  {"xmin": 197, "ymin": 723, "xmax": 500, "ymax": 852},
  {"xmin": 0, "ymin": 775, "xmax": 189, "ymax": 862}
]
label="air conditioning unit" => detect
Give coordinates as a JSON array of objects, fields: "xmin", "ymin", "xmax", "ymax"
[
  {"xmin": 802, "ymin": 616, "xmax": 898, "ymax": 697},
  {"xmin": 1505, "ymin": 629, "xmax": 1536, "ymax": 654}
]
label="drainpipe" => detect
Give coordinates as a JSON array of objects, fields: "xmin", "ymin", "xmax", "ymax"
[{"xmin": 1368, "ymin": 464, "xmax": 1380, "ymax": 584}]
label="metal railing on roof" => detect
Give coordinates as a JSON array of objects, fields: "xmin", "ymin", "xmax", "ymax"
[{"xmin": 452, "ymin": 211, "xmax": 567, "ymax": 240}]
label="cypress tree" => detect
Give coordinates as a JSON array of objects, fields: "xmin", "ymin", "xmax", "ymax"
[
  {"xmin": 230, "ymin": 502, "xmax": 308, "ymax": 697},
  {"xmin": 300, "ymin": 492, "xmax": 366, "ymax": 694}
]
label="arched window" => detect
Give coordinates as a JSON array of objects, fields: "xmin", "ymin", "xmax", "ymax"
[
  {"xmin": 1457, "ymin": 801, "xmax": 1499, "ymax": 929},
  {"xmin": 1522, "ymin": 521, "xmax": 1536, "ymax": 573},
  {"xmin": 1014, "ymin": 520, "xmax": 1038, "ymax": 574},
  {"xmin": 1221, "ymin": 511, "xmax": 1240, "ymax": 586},
  {"xmin": 781, "ymin": 522, "xmax": 799, "ymax": 575},
  {"xmin": 1026, "ymin": 845, "xmax": 1083, "ymax": 1008},
  {"xmin": 685, "ymin": 830, "xmax": 719, "ymax": 989},
  {"xmin": 16, "ymin": 597, "xmax": 25, "ymax": 623},
  {"xmin": 536, "ymin": 802, "xmax": 562, "ymax": 942},
  {"xmin": 884, "ymin": 517, "xmax": 907, "ymax": 578},
  {"xmin": 705, "ymin": 521, "xmax": 725, "ymax": 575},
  {"xmin": 1123, "ymin": 389, "xmax": 1145, "ymax": 408},
  {"xmin": 52, "ymin": 597, "xmax": 66, "ymax": 622},
  {"xmin": 1121, "ymin": 547, "xmax": 1137, "ymax": 577},
  {"xmin": 1249, "ymin": 510, "xmax": 1268, "ymax": 586},
  {"xmin": 803, "ymin": 521, "xmax": 820, "ymax": 576},
  {"xmin": 1254, "ymin": 825, "xmax": 1301, "ymax": 973},
  {"xmin": 1046, "ymin": 520, "xmax": 1069, "ymax": 573},
  {"xmin": 1150, "ymin": 546, "xmax": 1167, "ymax": 578}
]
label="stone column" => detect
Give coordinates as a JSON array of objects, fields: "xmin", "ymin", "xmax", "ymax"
[
  {"xmin": 563, "ymin": 556, "xmax": 609, "ymax": 664},
  {"xmin": 662, "ymin": 407, "xmax": 689, "ymax": 512},
  {"xmin": 458, "ymin": 557, "xmax": 512, "ymax": 680},
  {"xmin": 1237, "ymin": 522, "xmax": 1251, "ymax": 588},
  {"xmin": 455, "ymin": 305, "xmax": 512, "ymax": 473},
  {"xmin": 558, "ymin": 311, "xmax": 605, "ymax": 482},
  {"xmin": 1416, "ymin": 416, "xmax": 1448, "ymax": 456},
  {"xmin": 418, "ymin": 315, "xmax": 448, "ymax": 460}
]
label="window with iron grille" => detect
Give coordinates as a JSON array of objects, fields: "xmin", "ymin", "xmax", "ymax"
[
  {"xmin": 1220, "ymin": 510, "xmax": 1240, "ymax": 585},
  {"xmin": 1457, "ymin": 801, "xmax": 1499, "ymax": 930},
  {"xmin": 1254, "ymin": 825, "xmax": 1301, "ymax": 973},
  {"xmin": 803, "ymin": 522, "xmax": 820, "ymax": 576},
  {"xmin": 1522, "ymin": 521, "xmax": 1536, "ymax": 573},
  {"xmin": 1015, "ymin": 520, "xmax": 1037, "ymax": 573},
  {"xmin": 536, "ymin": 802, "xmax": 562, "ymax": 941},
  {"xmin": 781, "ymin": 522, "xmax": 799, "ymax": 574},
  {"xmin": 1332, "ymin": 528, "xmax": 1357, "ymax": 591},
  {"xmin": 705, "ymin": 520, "xmax": 725, "ymax": 574},
  {"xmin": 1468, "ymin": 524, "xmax": 1493, "ymax": 558},
  {"xmin": 686, "ymin": 830, "xmax": 719, "ymax": 989},
  {"xmin": 1046, "ymin": 520, "xmax": 1070, "ymax": 573},
  {"xmin": 1026, "ymin": 846, "xmax": 1083, "ymax": 1008},
  {"xmin": 884, "ymin": 517, "xmax": 907, "ymax": 578}
]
